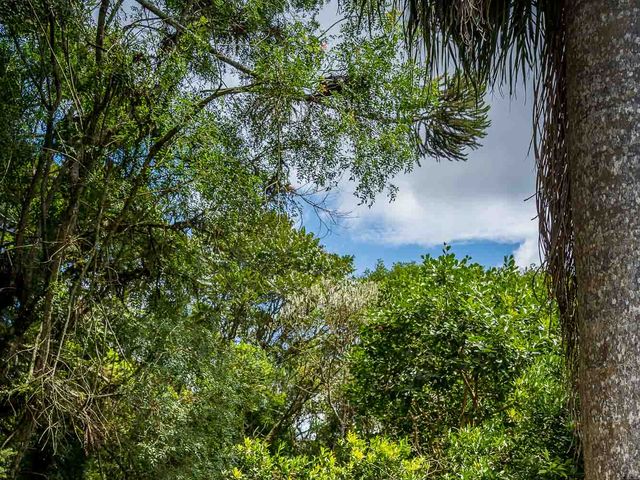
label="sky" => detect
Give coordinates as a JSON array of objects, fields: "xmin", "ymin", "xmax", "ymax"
[
  {"xmin": 303, "ymin": 89, "xmax": 539, "ymax": 273},
  {"xmin": 300, "ymin": 3, "xmax": 540, "ymax": 274},
  {"xmin": 304, "ymin": 1, "xmax": 540, "ymax": 273}
]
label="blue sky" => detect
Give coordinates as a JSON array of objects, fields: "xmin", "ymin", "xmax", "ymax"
[
  {"xmin": 317, "ymin": 227, "xmax": 523, "ymax": 273},
  {"xmin": 302, "ymin": 90, "xmax": 539, "ymax": 274},
  {"xmin": 295, "ymin": 2, "xmax": 539, "ymax": 273}
]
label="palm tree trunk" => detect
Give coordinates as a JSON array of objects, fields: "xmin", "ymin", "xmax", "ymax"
[{"xmin": 567, "ymin": 1, "xmax": 640, "ymax": 477}]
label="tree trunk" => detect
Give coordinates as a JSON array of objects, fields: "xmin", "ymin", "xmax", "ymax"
[{"xmin": 567, "ymin": 1, "xmax": 640, "ymax": 478}]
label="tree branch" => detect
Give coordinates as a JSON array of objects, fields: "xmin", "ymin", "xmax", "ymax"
[{"xmin": 133, "ymin": 0, "xmax": 257, "ymax": 78}]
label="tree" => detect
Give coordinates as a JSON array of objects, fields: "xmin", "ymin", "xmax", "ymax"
[
  {"xmin": 355, "ymin": 0, "xmax": 640, "ymax": 476},
  {"xmin": 349, "ymin": 253, "xmax": 578, "ymax": 478},
  {"xmin": 267, "ymin": 278, "xmax": 378, "ymax": 449},
  {"xmin": 0, "ymin": 0, "xmax": 488, "ymax": 477}
]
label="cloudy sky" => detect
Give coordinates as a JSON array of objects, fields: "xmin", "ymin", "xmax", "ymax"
[
  {"xmin": 306, "ymin": 90, "xmax": 540, "ymax": 272},
  {"xmin": 299, "ymin": 2, "xmax": 541, "ymax": 273}
]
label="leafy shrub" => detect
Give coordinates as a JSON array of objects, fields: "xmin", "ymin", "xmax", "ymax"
[
  {"xmin": 0, "ymin": 449, "xmax": 14, "ymax": 480},
  {"xmin": 441, "ymin": 355, "xmax": 578, "ymax": 479},
  {"xmin": 230, "ymin": 432, "xmax": 429, "ymax": 479},
  {"xmin": 349, "ymin": 251, "xmax": 581, "ymax": 478}
]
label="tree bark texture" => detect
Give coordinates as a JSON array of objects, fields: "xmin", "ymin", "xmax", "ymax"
[{"xmin": 567, "ymin": 1, "xmax": 640, "ymax": 478}]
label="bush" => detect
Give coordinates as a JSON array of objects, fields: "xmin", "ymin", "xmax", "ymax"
[
  {"xmin": 230, "ymin": 432, "xmax": 430, "ymax": 479},
  {"xmin": 441, "ymin": 355, "xmax": 578, "ymax": 479},
  {"xmin": 349, "ymin": 252, "xmax": 581, "ymax": 478}
]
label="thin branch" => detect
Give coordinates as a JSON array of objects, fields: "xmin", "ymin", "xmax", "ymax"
[{"xmin": 133, "ymin": 0, "xmax": 257, "ymax": 78}]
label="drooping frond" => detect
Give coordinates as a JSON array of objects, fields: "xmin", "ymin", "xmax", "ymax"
[
  {"xmin": 352, "ymin": 1, "xmax": 560, "ymax": 86},
  {"xmin": 531, "ymin": 2, "xmax": 576, "ymax": 388}
]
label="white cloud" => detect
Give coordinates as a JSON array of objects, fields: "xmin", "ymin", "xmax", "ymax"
[
  {"xmin": 341, "ymin": 185, "xmax": 537, "ymax": 246},
  {"xmin": 513, "ymin": 236, "xmax": 541, "ymax": 268},
  {"xmin": 336, "ymin": 90, "xmax": 540, "ymax": 267}
]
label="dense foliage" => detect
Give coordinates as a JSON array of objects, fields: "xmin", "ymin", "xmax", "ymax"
[
  {"xmin": 349, "ymin": 253, "xmax": 579, "ymax": 478},
  {"xmin": 225, "ymin": 255, "xmax": 579, "ymax": 480},
  {"xmin": 230, "ymin": 433, "xmax": 427, "ymax": 480},
  {"xmin": 0, "ymin": 0, "xmax": 579, "ymax": 479}
]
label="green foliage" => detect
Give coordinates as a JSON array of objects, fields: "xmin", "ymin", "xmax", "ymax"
[
  {"xmin": 351, "ymin": 252, "xmax": 553, "ymax": 442},
  {"xmin": 0, "ymin": 0, "xmax": 575, "ymax": 479},
  {"xmin": 230, "ymin": 432, "xmax": 429, "ymax": 479},
  {"xmin": 88, "ymin": 340, "xmax": 284, "ymax": 480},
  {"xmin": 264, "ymin": 279, "xmax": 378, "ymax": 450},
  {"xmin": 0, "ymin": 449, "xmax": 14, "ymax": 480},
  {"xmin": 350, "ymin": 251, "xmax": 580, "ymax": 478},
  {"xmin": 441, "ymin": 355, "xmax": 577, "ymax": 479}
]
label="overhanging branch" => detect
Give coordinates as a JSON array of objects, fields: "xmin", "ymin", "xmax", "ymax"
[{"xmin": 134, "ymin": 0, "xmax": 257, "ymax": 78}]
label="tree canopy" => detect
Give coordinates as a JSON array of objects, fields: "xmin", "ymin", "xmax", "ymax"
[{"xmin": 0, "ymin": 1, "xmax": 582, "ymax": 479}]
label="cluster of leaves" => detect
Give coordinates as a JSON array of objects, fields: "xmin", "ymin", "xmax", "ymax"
[
  {"xmin": 229, "ymin": 432, "xmax": 428, "ymax": 480},
  {"xmin": 440, "ymin": 355, "xmax": 576, "ymax": 479}
]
